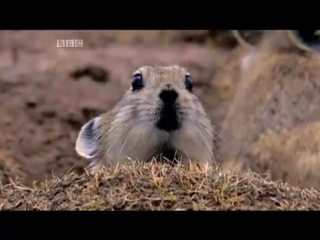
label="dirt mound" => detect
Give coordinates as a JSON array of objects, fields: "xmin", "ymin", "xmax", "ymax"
[{"xmin": 1, "ymin": 162, "xmax": 319, "ymax": 210}]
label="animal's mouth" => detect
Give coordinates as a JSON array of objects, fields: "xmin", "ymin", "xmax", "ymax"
[{"xmin": 156, "ymin": 89, "xmax": 181, "ymax": 132}]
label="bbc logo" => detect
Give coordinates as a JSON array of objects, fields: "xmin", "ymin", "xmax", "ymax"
[{"xmin": 56, "ymin": 39, "xmax": 83, "ymax": 48}]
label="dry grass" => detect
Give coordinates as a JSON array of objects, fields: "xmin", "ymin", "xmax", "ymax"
[
  {"xmin": 0, "ymin": 148, "xmax": 26, "ymax": 185},
  {"xmin": 1, "ymin": 162, "xmax": 320, "ymax": 210}
]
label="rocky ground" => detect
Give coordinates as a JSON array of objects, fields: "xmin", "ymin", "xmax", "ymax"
[{"xmin": 0, "ymin": 30, "xmax": 243, "ymax": 185}]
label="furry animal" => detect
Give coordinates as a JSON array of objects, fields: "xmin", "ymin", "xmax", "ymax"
[
  {"xmin": 219, "ymin": 30, "xmax": 320, "ymax": 188},
  {"xmin": 75, "ymin": 65, "xmax": 214, "ymax": 171}
]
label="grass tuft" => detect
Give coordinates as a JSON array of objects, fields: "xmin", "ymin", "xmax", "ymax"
[{"xmin": 1, "ymin": 162, "xmax": 320, "ymax": 210}]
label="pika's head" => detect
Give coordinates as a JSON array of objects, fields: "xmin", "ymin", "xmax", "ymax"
[
  {"xmin": 126, "ymin": 65, "xmax": 197, "ymax": 132},
  {"xmin": 75, "ymin": 65, "xmax": 213, "ymax": 167},
  {"xmin": 232, "ymin": 30, "xmax": 320, "ymax": 73}
]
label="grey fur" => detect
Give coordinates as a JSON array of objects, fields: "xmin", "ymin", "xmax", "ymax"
[{"xmin": 75, "ymin": 65, "xmax": 214, "ymax": 172}]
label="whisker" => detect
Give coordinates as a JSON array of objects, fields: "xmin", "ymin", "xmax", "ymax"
[
  {"xmin": 104, "ymin": 121, "xmax": 137, "ymax": 155},
  {"xmin": 193, "ymin": 125, "xmax": 215, "ymax": 161},
  {"xmin": 118, "ymin": 127, "xmax": 135, "ymax": 161},
  {"xmin": 192, "ymin": 118, "xmax": 224, "ymax": 143},
  {"xmin": 89, "ymin": 121, "xmax": 137, "ymax": 170}
]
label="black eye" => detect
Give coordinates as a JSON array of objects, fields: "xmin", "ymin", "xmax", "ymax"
[
  {"xmin": 132, "ymin": 73, "xmax": 144, "ymax": 91},
  {"xmin": 185, "ymin": 75, "xmax": 193, "ymax": 92}
]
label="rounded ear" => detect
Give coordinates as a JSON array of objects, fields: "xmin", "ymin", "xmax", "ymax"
[
  {"xmin": 75, "ymin": 116, "xmax": 102, "ymax": 159},
  {"xmin": 287, "ymin": 30, "xmax": 320, "ymax": 52},
  {"xmin": 232, "ymin": 30, "xmax": 265, "ymax": 49}
]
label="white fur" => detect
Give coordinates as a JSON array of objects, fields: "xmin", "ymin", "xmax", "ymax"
[{"xmin": 75, "ymin": 116, "xmax": 101, "ymax": 159}]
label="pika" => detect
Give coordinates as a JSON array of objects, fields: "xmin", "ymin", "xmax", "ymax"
[
  {"xmin": 75, "ymin": 65, "xmax": 214, "ymax": 171},
  {"xmin": 219, "ymin": 30, "xmax": 320, "ymax": 188}
]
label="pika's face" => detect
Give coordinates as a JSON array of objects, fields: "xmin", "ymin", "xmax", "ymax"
[
  {"xmin": 122, "ymin": 65, "xmax": 205, "ymax": 132},
  {"xmin": 234, "ymin": 30, "xmax": 320, "ymax": 73},
  {"xmin": 75, "ymin": 65, "xmax": 213, "ymax": 168}
]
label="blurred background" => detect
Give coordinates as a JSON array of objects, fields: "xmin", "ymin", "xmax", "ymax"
[{"xmin": 0, "ymin": 30, "xmax": 244, "ymax": 185}]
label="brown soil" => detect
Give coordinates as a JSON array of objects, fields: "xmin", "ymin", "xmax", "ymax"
[{"xmin": 0, "ymin": 30, "xmax": 241, "ymax": 186}]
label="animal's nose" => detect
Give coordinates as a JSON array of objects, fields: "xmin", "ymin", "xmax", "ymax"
[
  {"xmin": 159, "ymin": 89, "xmax": 178, "ymax": 103},
  {"xmin": 165, "ymin": 84, "xmax": 171, "ymax": 89}
]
